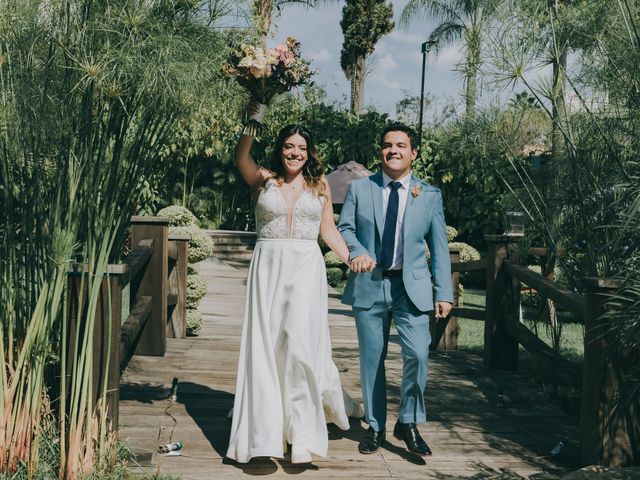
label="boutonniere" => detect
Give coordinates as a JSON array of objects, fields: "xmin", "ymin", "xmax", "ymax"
[{"xmin": 411, "ymin": 185, "xmax": 423, "ymax": 198}]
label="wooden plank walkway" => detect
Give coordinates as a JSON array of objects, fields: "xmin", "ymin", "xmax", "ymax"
[{"xmin": 121, "ymin": 258, "xmax": 580, "ymax": 479}]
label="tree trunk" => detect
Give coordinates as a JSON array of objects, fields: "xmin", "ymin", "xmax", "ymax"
[
  {"xmin": 464, "ymin": 28, "xmax": 480, "ymax": 115},
  {"xmin": 551, "ymin": 49, "xmax": 567, "ymax": 162},
  {"xmin": 349, "ymin": 56, "xmax": 365, "ymax": 113},
  {"xmin": 465, "ymin": 64, "xmax": 477, "ymax": 114},
  {"xmin": 253, "ymin": 0, "xmax": 272, "ymax": 43}
]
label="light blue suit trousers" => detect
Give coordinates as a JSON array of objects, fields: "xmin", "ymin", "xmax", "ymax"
[{"xmin": 338, "ymin": 173, "xmax": 453, "ymax": 432}]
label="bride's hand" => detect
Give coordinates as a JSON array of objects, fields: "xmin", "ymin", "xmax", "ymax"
[
  {"xmin": 351, "ymin": 255, "xmax": 376, "ymax": 273},
  {"xmin": 246, "ymin": 100, "xmax": 267, "ymax": 124}
]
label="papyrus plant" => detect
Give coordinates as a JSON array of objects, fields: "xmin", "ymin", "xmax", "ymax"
[{"xmin": 0, "ymin": 0, "xmax": 228, "ymax": 477}]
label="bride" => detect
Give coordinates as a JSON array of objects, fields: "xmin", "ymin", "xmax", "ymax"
[{"xmin": 226, "ymin": 104, "xmax": 366, "ymax": 464}]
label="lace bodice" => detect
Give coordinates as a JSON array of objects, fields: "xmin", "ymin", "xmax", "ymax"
[{"xmin": 256, "ymin": 179, "xmax": 324, "ymax": 240}]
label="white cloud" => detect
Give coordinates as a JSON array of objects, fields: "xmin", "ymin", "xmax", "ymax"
[
  {"xmin": 375, "ymin": 53, "xmax": 400, "ymax": 74},
  {"xmin": 308, "ymin": 48, "xmax": 332, "ymax": 63},
  {"xmin": 388, "ymin": 30, "xmax": 427, "ymax": 44},
  {"xmin": 397, "ymin": 49, "xmax": 423, "ymax": 65},
  {"xmin": 429, "ymin": 44, "xmax": 464, "ymax": 67},
  {"xmin": 266, "ymin": 0, "xmax": 470, "ymax": 116},
  {"xmin": 369, "ymin": 71, "xmax": 402, "ymax": 90}
]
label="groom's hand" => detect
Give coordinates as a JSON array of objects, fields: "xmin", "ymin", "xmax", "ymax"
[
  {"xmin": 351, "ymin": 255, "xmax": 376, "ymax": 273},
  {"xmin": 434, "ymin": 301, "xmax": 452, "ymax": 319}
]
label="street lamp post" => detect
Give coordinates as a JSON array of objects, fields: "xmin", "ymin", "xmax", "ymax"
[{"xmin": 417, "ymin": 40, "xmax": 435, "ymax": 158}]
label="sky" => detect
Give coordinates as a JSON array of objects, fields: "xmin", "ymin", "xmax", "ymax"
[
  {"xmin": 269, "ymin": 0, "xmax": 466, "ymax": 119},
  {"xmin": 220, "ymin": 1, "xmax": 553, "ymax": 120}
]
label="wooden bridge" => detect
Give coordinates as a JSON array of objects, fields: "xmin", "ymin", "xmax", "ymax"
[
  {"xmin": 74, "ymin": 221, "xmax": 634, "ymax": 478},
  {"xmin": 118, "ymin": 256, "xmax": 583, "ymax": 479}
]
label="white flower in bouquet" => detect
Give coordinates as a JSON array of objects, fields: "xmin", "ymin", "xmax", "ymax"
[{"xmin": 223, "ymin": 37, "xmax": 313, "ymax": 106}]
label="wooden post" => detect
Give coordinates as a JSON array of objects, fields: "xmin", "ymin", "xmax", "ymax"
[
  {"xmin": 483, "ymin": 234, "xmax": 520, "ymax": 370},
  {"xmin": 66, "ymin": 269, "xmax": 124, "ymax": 430},
  {"xmin": 167, "ymin": 235, "xmax": 189, "ymax": 339},
  {"xmin": 581, "ymin": 277, "xmax": 638, "ymax": 467},
  {"xmin": 131, "ymin": 216, "xmax": 169, "ymax": 356},
  {"xmin": 431, "ymin": 245, "xmax": 461, "ymax": 350},
  {"xmin": 97, "ymin": 273, "xmax": 125, "ymax": 429}
]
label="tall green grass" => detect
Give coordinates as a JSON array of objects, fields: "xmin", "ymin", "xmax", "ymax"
[{"xmin": 0, "ymin": 0, "xmax": 230, "ymax": 477}]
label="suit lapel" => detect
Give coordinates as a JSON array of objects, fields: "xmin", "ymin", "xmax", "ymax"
[
  {"xmin": 402, "ymin": 176, "xmax": 419, "ymax": 248},
  {"xmin": 370, "ymin": 172, "xmax": 384, "ymax": 241}
]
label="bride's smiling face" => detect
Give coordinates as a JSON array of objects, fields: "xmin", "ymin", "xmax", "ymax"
[{"xmin": 280, "ymin": 133, "xmax": 308, "ymax": 175}]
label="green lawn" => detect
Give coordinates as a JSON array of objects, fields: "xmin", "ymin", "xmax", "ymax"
[
  {"xmin": 458, "ymin": 288, "xmax": 584, "ymax": 360},
  {"xmin": 457, "ymin": 287, "xmax": 584, "ymax": 398}
]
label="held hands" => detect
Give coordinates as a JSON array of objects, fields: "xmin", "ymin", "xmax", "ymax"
[
  {"xmin": 434, "ymin": 301, "xmax": 452, "ymax": 319},
  {"xmin": 350, "ymin": 255, "xmax": 376, "ymax": 273},
  {"xmin": 348, "ymin": 257, "xmax": 452, "ymax": 318}
]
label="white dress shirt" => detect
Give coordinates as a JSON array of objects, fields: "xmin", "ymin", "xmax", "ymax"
[{"xmin": 382, "ymin": 171, "xmax": 412, "ymax": 270}]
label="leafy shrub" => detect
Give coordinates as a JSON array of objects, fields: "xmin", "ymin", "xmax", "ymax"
[
  {"xmin": 450, "ymin": 241, "xmax": 483, "ymax": 287},
  {"xmin": 186, "ymin": 273, "xmax": 208, "ymax": 308},
  {"xmin": 326, "ymin": 267, "xmax": 343, "ymax": 287},
  {"xmin": 169, "ymin": 225, "xmax": 214, "ymax": 263},
  {"xmin": 259, "ymin": 92, "xmax": 391, "ymax": 172},
  {"xmin": 449, "ymin": 242, "xmax": 481, "ymax": 263},
  {"xmin": 324, "ymin": 251, "xmax": 344, "ymax": 269},
  {"xmin": 429, "ymin": 109, "xmax": 547, "ymax": 247},
  {"xmin": 426, "ymin": 241, "xmax": 484, "ymax": 287},
  {"xmin": 446, "ymin": 226, "xmax": 458, "ymax": 242},
  {"xmin": 318, "ymin": 236, "xmax": 329, "ymax": 253},
  {"xmin": 186, "ymin": 308, "xmax": 203, "ymax": 336},
  {"xmin": 157, "ymin": 205, "xmax": 197, "ymax": 227}
]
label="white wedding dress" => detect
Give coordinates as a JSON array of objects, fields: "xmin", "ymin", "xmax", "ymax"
[{"xmin": 226, "ymin": 179, "xmax": 362, "ymax": 464}]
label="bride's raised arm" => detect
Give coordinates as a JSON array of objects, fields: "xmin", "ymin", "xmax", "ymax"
[
  {"xmin": 319, "ymin": 178, "xmax": 350, "ymax": 265},
  {"xmin": 233, "ymin": 103, "xmax": 269, "ymax": 192}
]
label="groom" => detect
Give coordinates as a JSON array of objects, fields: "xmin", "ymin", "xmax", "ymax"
[{"xmin": 338, "ymin": 123, "xmax": 453, "ymax": 457}]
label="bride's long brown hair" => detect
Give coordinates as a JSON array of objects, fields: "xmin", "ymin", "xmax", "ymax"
[{"xmin": 264, "ymin": 124, "xmax": 326, "ymax": 198}]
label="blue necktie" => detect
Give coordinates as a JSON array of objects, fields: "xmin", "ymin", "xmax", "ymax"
[{"xmin": 380, "ymin": 181, "xmax": 401, "ymax": 270}]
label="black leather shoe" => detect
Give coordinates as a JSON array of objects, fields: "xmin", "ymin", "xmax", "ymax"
[
  {"xmin": 358, "ymin": 427, "xmax": 386, "ymax": 454},
  {"xmin": 393, "ymin": 422, "xmax": 432, "ymax": 456}
]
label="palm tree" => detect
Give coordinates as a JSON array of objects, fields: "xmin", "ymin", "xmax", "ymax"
[
  {"xmin": 400, "ymin": 0, "xmax": 498, "ymax": 114},
  {"xmin": 252, "ymin": 0, "xmax": 338, "ymax": 40}
]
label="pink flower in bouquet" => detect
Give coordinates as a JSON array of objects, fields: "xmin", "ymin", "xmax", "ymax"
[
  {"xmin": 275, "ymin": 44, "xmax": 294, "ymax": 67},
  {"xmin": 222, "ymin": 36, "xmax": 313, "ymax": 104}
]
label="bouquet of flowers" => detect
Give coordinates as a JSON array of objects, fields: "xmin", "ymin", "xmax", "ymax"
[{"xmin": 222, "ymin": 37, "xmax": 313, "ymax": 135}]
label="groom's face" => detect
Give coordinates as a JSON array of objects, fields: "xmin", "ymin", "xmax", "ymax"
[{"xmin": 380, "ymin": 131, "xmax": 417, "ymax": 180}]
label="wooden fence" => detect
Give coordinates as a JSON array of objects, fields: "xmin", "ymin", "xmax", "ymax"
[
  {"xmin": 66, "ymin": 216, "xmax": 188, "ymax": 429},
  {"xmin": 434, "ymin": 235, "xmax": 639, "ymax": 468}
]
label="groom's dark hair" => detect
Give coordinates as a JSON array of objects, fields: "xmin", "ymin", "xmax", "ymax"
[{"xmin": 380, "ymin": 123, "xmax": 418, "ymax": 150}]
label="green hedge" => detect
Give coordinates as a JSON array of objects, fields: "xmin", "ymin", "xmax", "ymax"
[
  {"xmin": 187, "ymin": 273, "xmax": 207, "ymax": 308},
  {"xmin": 169, "ymin": 225, "xmax": 214, "ymax": 263},
  {"xmin": 326, "ymin": 267, "xmax": 343, "ymax": 287},
  {"xmin": 186, "ymin": 308, "xmax": 203, "ymax": 336},
  {"xmin": 324, "ymin": 251, "xmax": 343, "ymax": 269},
  {"xmin": 157, "ymin": 205, "xmax": 197, "ymax": 227}
]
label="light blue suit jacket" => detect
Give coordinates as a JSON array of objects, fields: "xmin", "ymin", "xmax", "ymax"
[{"xmin": 338, "ymin": 173, "xmax": 453, "ymax": 312}]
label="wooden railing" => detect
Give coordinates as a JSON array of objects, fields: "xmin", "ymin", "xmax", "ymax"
[
  {"xmin": 436, "ymin": 235, "xmax": 639, "ymax": 468},
  {"xmin": 66, "ymin": 216, "xmax": 188, "ymax": 429}
]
